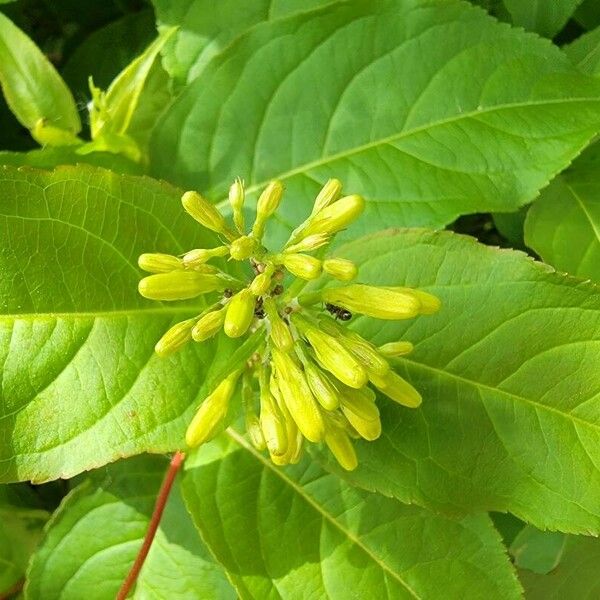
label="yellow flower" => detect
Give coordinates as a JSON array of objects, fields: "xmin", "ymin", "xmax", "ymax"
[
  {"xmin": 224, "ymin": 288, "xmax": 255, "ymax": 338},
  {"xmin": 138, "ymin": 271, "xmax": 225, "ymax": 301},
  {"xmin": 322, "ymin": 258, "xmax": 358, "ymax": 281},
  {"xmin": 138, "ymin": 253, "xmax": 182, "ymax": 273},
  {"xmin": 154, "ymin": 319, "xmax": 196, "ymax": 357},
  {"xmin": 182, "ymin": 191, "xmax": 235, "ymax": 240}
]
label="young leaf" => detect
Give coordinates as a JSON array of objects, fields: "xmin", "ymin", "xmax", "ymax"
[
  {"xmin": 0, "ymin": 12, "xmax": 81, "ymax": 145},
  {"xmin": 0, "ymin": 165, "xmax": 248, "ymax": 483},
  {"xmin": 182, "ymin": 432, "xmax": 522, "ymax": 600},
  {"xmin": 311, "ymin": 229, "xmax": 600, "ymax": 534},
  {"xmin": 510, "ymin": 526, "xmax": 566, "ymax": 574},
  {"xmin": 502, "ymin": 0, "xmax": 584, "ymax": 37},
  {"xmin": 150, "ymin": 0, "xmax": 600, "ymax": 248},
  {"xmin": 25, "ymin": 455, "xmax": 235, "ymax": 600},
  {"xmin": 524, "ymin": 143, "xmax": 600, "ymax": 282}
]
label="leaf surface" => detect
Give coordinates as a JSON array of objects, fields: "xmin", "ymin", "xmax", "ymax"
[{"xmin": 502, "ymin": 0, "xmax": 584, "ymax": 37}]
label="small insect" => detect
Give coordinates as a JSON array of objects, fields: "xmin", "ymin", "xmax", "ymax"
[
  {"xmin": 271, "ymin": 284, "xmax": 284, "ymax": 296},
  {"xmin": 223, "ymin": 288, "xmax": 234, "ymax": 299},
  {"xmin": 254, "ymin": 296, "xmax": 266, "ymax": 319},
  {"xmin": 325, "ymin": 302, "xmax": 352, "ymax": 321}
]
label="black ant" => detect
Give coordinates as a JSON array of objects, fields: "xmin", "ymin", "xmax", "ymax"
[
  {"xmin": 254, "ymin": 296, "xmax": 266, "ymax": 319},
  {"xmin": 325, "ymin": 302, "xmax": 352, "ymax": 321}
]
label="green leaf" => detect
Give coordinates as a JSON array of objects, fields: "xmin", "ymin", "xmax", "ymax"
[
  {"xmin": 492, "ymin": 208, "xmax": 527, "ymax": 249},
  {"xmin": 524, "ymin": 143, "xmax": 600, "ymax": 281},
  {"xmin": 0, "ymin": 165, "xmax": 252, "ymax": 483},
  {"xmin": 575, "ymin": 0, "xmax": 600, "ymax": 30},
  {"xmin": 564, "ymin": 24, "xmax": 600, "ymax": 76},
  {"xmin": 0, "ymin": 12, "xmax": 81, "ymax": 144},
  {"xmin": 311, "ymin": 229, "xmax": 600, "ymax": 534},
  {"xmin": 152, "ymin": 0, "xmax": 336, "ymax": 85},
  {"xmin": 150, "ymin": 0, "xmax": 600, "ymax": 248},
  {"xmin": 25, "ymin": 455, "xmax": 235, "ymax": 600},
  {"xmin": 182, "ymin": 432, "xmax": 522, "ymax": 600},
  {"xmin": 510, "ymin": 526, "xmax": 566, "ymax": 574},
  {"xmin": 517, "ymin": 533, "xmax": 600, "ymax": 598},
  {"xmin": 502, "ymin": 0, "xmax": 584, "ymax": 37}
]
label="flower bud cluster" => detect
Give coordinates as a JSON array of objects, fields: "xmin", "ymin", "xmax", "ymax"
[{"xmin": 138, "ymin": 178, "xmax": 440, "ymax": 470}]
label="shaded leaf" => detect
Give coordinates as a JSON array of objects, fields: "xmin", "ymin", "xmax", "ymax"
[
  {"xmin": 182, "ymin": 432, "xmax": 522, "ymax": 600},
  {"xmin": 502, "ymin": 0, "xmax": 584, "ymax": 38},
  {"xmin": 564, "ymin": 24, "xmax": 600, "ymax": 76},
  {"xmin": 510, "ymin": 526, "xmax": 566, "ymax": 575}
]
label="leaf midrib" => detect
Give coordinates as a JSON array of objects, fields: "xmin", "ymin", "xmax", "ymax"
[
  {"xmin": 225, "ymin": 428, "xmax": 423, "ymax": 600},
  {"xmin": 215, "ymin": 96, "xmax": 600, "ymax": 209},
  {"xmin": 0, "ymin": 306, "xmax": 204, "ymax": 321}
]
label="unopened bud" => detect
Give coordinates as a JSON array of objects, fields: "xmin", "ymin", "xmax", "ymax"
[
  {"xmin": 311, "ymin": 178, "xmax": 343, "ymax": 215},
  {"xmin": 370, "ymin": 370, "xmax": 422, "ymax": 408},
  {"xmin": 183, "ymin": 246, "xmax": 229, "ymax": 268},
  {"xmin": 385, "ymin": 287, "xmax": 441, "ymax": 315},
  {"xmin": 252, "ymin": 180, "xmax": 283, "ymax": 239},
  {"xmin": 378, "ymin": 341, "xmax": 414, "ymax": 357},
  {"xmin": 138, "ymin": 253, "xmax": 182, "ymax": 273},
  {"xmin": 340, "ymin": 386, "xmax": 381, "ymax": 441},
  {"xmin": 301, "ymin": 194, "xmax": 364, "ymax": 238},
  {"xmin": 284, "ymin": 233, "xmax": 331, "ymax": 254},
  {"xmin": 229, "ymin": 235, "xmax": 258, "ymax": 261},
  {"xmin": 242, "ymin": 374, "xmax": 266, "ymax": 451},
  {"xmin": 229, "ymin": 178, "xmax": 245, "ymax": 233},
  {"xmin": 263, "ymin": 297, "xmax": 293, "ymax": 351},
  {"xmin": 182, "ymin": 191, "xmax": 234, "ymax": 239},
  {"xmin": 192, "ymin": 307, "xmax": 226, "ymax": 341},
  {"xmin": 322, "ymin": 258, "xmax": 357, "ymax": 281},
  {"xmin": 224, "ymin": 288, "xmax": 255, "ymax": 338},
  {"xmin": 325, "ymin": 425, "xmax": 358, "ymax": 471},
  {"xmin": 259, "ymin": 373, "xmax": 288, "ymax": 457},
  {"xmin": 278, "ymin": 253, "xmax": 322, "ymax": 280},
  {"xmin": 185, "ymin": 372, "xmax": 240, "ymax": 447},
  {"xmin": 295, "ymin": 342, "xmax": 340, "ymax": 410},
  {"xmin": 249, "ymin": 264, "xmax": 274, "ymax": 296},
  {"xmin": 138, "ymin": 271, "xmax": 224, "ymax": 301},
  {"xmin": 154, "ymin": 318, "xmax": 195, "ymax": 357},
  {"xmin": 322, "ymin": 284, "xmax": 421, "ymax": 320}
]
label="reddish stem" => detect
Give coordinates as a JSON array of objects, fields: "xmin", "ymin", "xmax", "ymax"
[
  {"xmin": 116, "ymin": 451, "xmax": 186, "ymax": 600},
  {"xmin": 0, "ymin": 579, "xmax": 24, "ymax": 600}
]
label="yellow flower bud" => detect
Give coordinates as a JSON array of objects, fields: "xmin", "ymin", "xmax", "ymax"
[
  {"xmin": 183, "ymin": 246, "xmax": 229, "ymax": 268},
  {"xmin": 302, "ymin": 194, "xmax": 364, "ymax": 237},
  {"xmin": 224, "ymin": 288, "xmax": 255, "ymax": 338},
  {"xmin": 269, "ymin": 385, "xmax": 303, "ymax": 466},
  {"xmin": 249, "ymin": 265, "xmax": 274, "ymax": 296},
  {"xmin": 293, "ymin": 315, "xmax": 367, "ymax": 389},
  {"xmin": 278, "ymin": 253, "xmax": 322, "ymax": 280},
  {"xmin": 229, "ymin": 178, "xmax": 245, "ymax": 233},
  {"xmin": 138, "ymin": 253, "xmax": 182, "ymax": 273},
  {"xmin": 242, "ymin": 374, "xmax": 266, "ymax": 451},
  {"xmin": 385, "ymin": 287, "xmax": 441, "ymax": 315},
  {"xmin": 284, "ymin": 233, "xmax": 331, "ymax": 254},
  {"xmin": 181, "ymin": 191, "xmax": 234, "ymax": 239},
  {"xmin": 185, "ymin": 372, "xmax": 240, "ymax": 447},
  {"xmin": 322, "ymin": 258, "xmax": 357, "ymax": 281},
  {"xmin": 192, "ymin": 306, "xmax": 226, "ymax": 341},
  {"xmin": 259, "ymin": 377, "xmax": 288, "ymax": 457},
  {"xmin": 324, "ymin": 425, "xmax": 358, "ymax": 471},
  {"xmin": 322, "ymin": 284, "xmax": 421, "ymax": 320},
  {"xmin": 138, "ymin": 271, "xmax": 224, "ymax": 301},
  {"xmin": 229, "ymin": 235, "xmax": 258, "ymax": 261},
  {"xmin": 311, "ymin": 178, "xmax": 343, "ymax": 215},
  {"xmin": 370, "ymin": 370, "xmax": 422, "ymax": 408},
  {"xmin": 252, "ymin": 180, "xmax": 283, "ymax": 239},
  {"xmin": 340, "ymin": 386, "xmax": 381, "ymax": 441},
  {"xmin": 295, "ymin": 342, "xmax": 340, "ymax": 410},
  {"xmin": 154, "ymin": 318, "xmax": 196, "ymax": 357},
  {"xmin": 263, "ymin": 297, "xmax": 293, "ymax": 351},
  {"xmin": 271, "ymin": 348, "xmax": 324, "ymax": 443},
  {"xmin": 378, "ymin": 341, "xmax": 414, "ymax": 357}
]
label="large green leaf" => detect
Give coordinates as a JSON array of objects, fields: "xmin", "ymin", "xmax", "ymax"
[
  {"xmin": 0, "ymin": 165, "xmax": 250, "ymax": 483},
  {"xmin": 25, "ymin": 455, "xmax": 235, "ymax": 600},
  {"xmin": 564, "ymin": 23, "xmax": 600, "ymax": 76},
  {"xmin": 182, "ymin": 433, "xmax": 522, "ymax": 600},
  {"xmin": 311, "ymin": 229, "xmax": 600, "ymax": 534},
  {"xmin": 152, "ymin": 0, "xmax": 337, "ymax": 85},
  {"xmin": 524, "ymin": 143, "xmax": 600, "ymax": 281},
  {"xmin": 502, "ymin": 0, "xmax": 584, "ymax": 37},
  {"xmin": 517, "ymin": 533, "xmax": 600, "ymax": 598},
  {"xmin": 150, "ymin": 0, "xmax": 600, "ymax": 249}
]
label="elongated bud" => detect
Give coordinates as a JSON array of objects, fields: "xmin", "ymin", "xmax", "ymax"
[
  {"xmin": 301, "ymin": 194, "xmax": 364, "ymax": 238},
  {"xmin": 138, "ymin": 253, "xmax": 182, "ymax": 273},
  {"xmin": 259, "ymin": 370, "xmax": 288, "ymax": 456},
  {"xmin": 278, "ymin": 253, "xmax": 322, "ymax": 280},
  {"xmin": 252, "ymin": 180, "xmax": 283, "ymax": 239},
  {"xmin": 322, "ymin": 258, "xmax": 357, "ymax": 281},
  {"xmin": 249, "ymin": 264, "xmax": 274, "ymax": 296},
  {"xmin": 138, "ymin": 271, "xmax": 224, "ymax": 301},
  {"xmin": 322, "ymin": 284, "xmax": 421, "ymax": 320},
  {"xmin": 324, "ymin": 425, "xmax": 358, "ymax": 471},
  {"xmin": 229, "ymin": 235, "xmax": 258, "ymax": 261},
  {"xmin": 283, "ymin": 233, "xmax": 331, "ymax": 254},
  {"xmin": 311, "ymin": 178, "xmax": 342, "ymax": 215},
  {"xmin": 295, "ymin": 342, "xmax": 340, "ymax": 410},
  {"xmin": 182, "ymin": 191, "xmax": 234, "ymax": 239},
  {"xmin": 370, "ymin": 370, "xmax": 422, "ymax": 408},
  {"xmin": 229, "ymin": 178, "xmax": 245, "ymax": 233},
  {"xmin": 385, "ymin": 287, "xmax": 441, "ymax": 315},
  {"xmin": 183, "ymin": 246, "xmax": 229, "ymax": 268},
  {"xmin": 242, "ymin": 373, "xmax": 266, "ymax": 451},
  {"xmin": 192, "ymin": 307, "xmax": 226, "ymax": 341},
  {"xmin": 271, "ymin": 348, "xmax": 324, "ymax": 443},
  {"xmin": 154, "ymin": 318, "xmax": 196, "ymax": 357},
  {"xmin": 293, "ymin": 315, "xmax": 367, "ymax": 389},
  {"xmin": 378, "ymin": 341, "xmax": 414, "ymax": 357},
  {"xmin": 340, "ymin": 386, "xmax": 381, "ymax": 441},
  {"xmin": 263, "ymin": 297, "xmax": 293, "ymax": 351},
  {"xmin": 185, "ymin": 372, "xmax": 240, "ymax": 447},
  {"xmin": 224, "ymin": 288, "xmax": 255, "ymax": 338}
]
